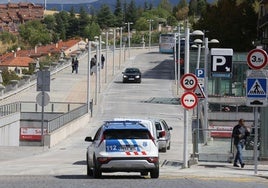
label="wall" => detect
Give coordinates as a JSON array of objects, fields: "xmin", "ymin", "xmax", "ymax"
[{"xmin": 0, "ymin": 112, "xmax": 20, "ymax": 146}]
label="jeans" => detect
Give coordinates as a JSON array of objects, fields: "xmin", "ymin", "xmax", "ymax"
[{"xmin": 234, "ymin": 141, "xmax": 244, "ymax": 165}]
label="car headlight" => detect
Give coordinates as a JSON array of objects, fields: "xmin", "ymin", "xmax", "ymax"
[
  {"xmin": 123, "ymin": 75, "xmax": 128, "ymax": 78},
  {"xmin": 135, "ymin": 75, "xmax": 140, "ymax": 78}
]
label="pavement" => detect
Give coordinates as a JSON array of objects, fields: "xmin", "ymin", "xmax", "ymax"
[{"xmin": 0, "ymin": 46, "xmax": 268, "ymax": 180}]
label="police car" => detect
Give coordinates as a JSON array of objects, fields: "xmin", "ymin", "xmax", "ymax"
[{"xmin": 85, "ymin": 121, "xmax": 159, "ymax": 178}]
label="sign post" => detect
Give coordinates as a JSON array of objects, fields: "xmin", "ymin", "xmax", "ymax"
[{"xmin": 246, "ymin": 48, "xmax": 268, "ymax": 175}]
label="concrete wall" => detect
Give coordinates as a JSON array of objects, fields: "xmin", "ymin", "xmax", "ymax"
[
  {"xmin": 0, "ymin": 112, "xmax": 20, "ymax": 146},
  {"xmin": 44, "ymin": 113, "xmax": 90, "ymax": 148}
]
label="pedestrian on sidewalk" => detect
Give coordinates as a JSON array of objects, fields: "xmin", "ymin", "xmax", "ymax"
[
  {"xmin": 101, "ymin": 54, "xmax": 105, "ymax": 69},
  {"xmin": 71, "ymin": 57, "xmax": 75, "ymax": 73},
  {"xmin": 74, "ymin": 57, "xmax": 79, "ymax": 74},
  {"xmin": 232, "ymin": 119, "xmax": 250, "ymax": 168}
]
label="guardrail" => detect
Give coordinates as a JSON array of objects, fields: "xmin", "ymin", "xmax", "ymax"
[{"xmin": 0, "ymin": 101, "xmax": 89, "ymax": 134}]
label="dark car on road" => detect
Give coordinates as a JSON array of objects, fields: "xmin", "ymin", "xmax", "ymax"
[{"xmin": 122, "ymin": 67, "xmax": 141, "ymax": 83}]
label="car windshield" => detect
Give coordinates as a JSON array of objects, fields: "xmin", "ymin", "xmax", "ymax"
[
  {"xmin": 104, "ymin": 129, "xmax": 150, "ymax": 139},
  {"xmin": 125, "ymin": 68, "xmax": 139, "ymax": 73}
]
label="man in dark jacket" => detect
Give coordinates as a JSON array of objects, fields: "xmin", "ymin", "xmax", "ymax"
[{"xmin": 232, "ymin": 119, "xmax": 250, "ymax": 168}]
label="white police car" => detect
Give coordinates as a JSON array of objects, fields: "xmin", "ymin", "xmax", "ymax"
[{"xmin": 85, "ymin": 121, "xmax": 159, "ymax": 178}]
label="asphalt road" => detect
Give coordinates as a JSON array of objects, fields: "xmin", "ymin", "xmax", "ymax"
[{"xmin": 0, "ymin": 48, "xmax": 267, "ymax": 188}]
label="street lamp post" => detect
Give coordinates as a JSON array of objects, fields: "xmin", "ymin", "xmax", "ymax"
[
  {"xmin": 183, "ymin": 27, "xmax": 204, "ymax": 169},
  {"xmin": 105, "ymin": 31, "xmax": 108, "ymax": 83},
  {"xmin": 87, "ymin": 40, "xmax": 92, "ymax": 114},
  {"xmin": 203, "ymin": 37, "xmax": 219, "ymax": 144},
  {"xmin": 147, "ymin": 19, "xmax": 153, "ymax": 51},
  {"xmin": 125, "ymin": 22, "xmax": 133, "ymax": 57},
  {"xmin": 119, "ymin": 27, "xmax": 123, "ymax": 69}
]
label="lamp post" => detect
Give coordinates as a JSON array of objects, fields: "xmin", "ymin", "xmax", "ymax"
[
  {"xmin": 105, "ymin": 31, "xmax": 108, "ymax": 83},
  {"xmin": 119, "ymin": 27, "xmax": 123, "ymax": 69},
  {"xmin": 94, "ymin": 36, "xmax": 99, "ymax": 105},
  {"xmin": 147, "ymin": 19, "xmax": 153, "ymax": 51},
  {"xmin": 87, "ymin": 40, "xmax": 92, "ymax": 114},
  {"xmin": 203, "ymin": 37, "xmax": 219, "ymax": 144},
  {"xmin": 125, "ymin": 22, "xmax": 133, "ymax": 58},
  {"xmin": 183, "ymin": 27, "xmax": 204, "ymax": 169}
]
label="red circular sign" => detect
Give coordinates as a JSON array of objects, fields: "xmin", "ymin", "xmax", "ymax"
[
  {"xmin": 180, "ymin": 73, "xmax": 198, "ymax": 91},
  {"xmin": 181, "ymin": 91, "xmax": 198, "ymax": 109},
  {"xmin": 247, "ymin": 49, "xmax": 268, "ymax": 70}
]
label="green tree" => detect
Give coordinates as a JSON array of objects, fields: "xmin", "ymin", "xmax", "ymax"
[
  {"xmin": 84, "ymin": 22, "xmax": 101, "ymax": 40},
  {"xmin": 78, "ymin": 7, "xmax": 91, "ymax": 37},
  {"xmin": 125, "ymin": 0, "xmax": 138, "ymax": 24},
  {"xmin": 19, "ymin": 20, "xmax": 51, "ymax": 47},
  {"xmin": 97, "ymin": 4, "xmax": 115, "ymax": 29},
  {"xmin": 54, "ymin": 11, "xmax": 70, "ymax": 40},
  {"xmin": 114, "ymin": 0, "xmax": 124, "ymax": 27},
  {"xmin": 193, "ymin": 0, "xmax": 258, "ymax": 51},
  {"xmin": 174, "ymin": 0, "xmax": 189, "ymax": 21},
  {"xmin": 159, "ymin": 0, "xmax": 173, "ymax": 12},
  {"xmin": 68, "ymin": 7, "xmax": 79, "ymax": 38}
]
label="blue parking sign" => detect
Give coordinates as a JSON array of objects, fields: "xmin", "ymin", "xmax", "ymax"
[{"xmin": 195, "ymin": 68, "xmax": 204, "ymax": 78}]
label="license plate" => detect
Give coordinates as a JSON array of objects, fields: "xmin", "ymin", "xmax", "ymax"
[{"xmin": 128, "ymin": 78, "xmax": 134, "ymax": 80}]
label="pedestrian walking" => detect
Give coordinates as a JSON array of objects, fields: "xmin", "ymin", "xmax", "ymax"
[
  {"xmin": 74, "ymin": 57, "xmax": 79, "ymax": 74},
  {"xmin": 90, "ymin": 57, "xmax": 96, "ymax": 75},
  {"xmin": 232, "ymin": 119, "xmax": 250, "ymax": 168},
  {"xmin": 101, "ymin": 54, "xmax": 105, "ymax": 69},
  {"xmin": 71, "ymin": 57, "xmax": 75, "ymax": 73}
]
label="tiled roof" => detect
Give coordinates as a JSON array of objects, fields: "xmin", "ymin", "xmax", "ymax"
[
  {"xmin": 0, "ymin": 56, "xmax": 34, "ymax": 67},
  {"xmin": 0, "ymin": 39, "xmax": 83, "ymax": 68}
]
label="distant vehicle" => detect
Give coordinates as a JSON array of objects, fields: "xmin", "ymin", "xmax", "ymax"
[
  {"xmin": 85, "ymin": 120, "xmax": 159, "ymax": 179},
  {"xmin": 151, "ymin": 119, "xmax": 173, "ymax": 152},
  {"xmin": 159, "ymin": 33, "xmax": 175, "ymax": 53},
  {"xmin": 122, "ymin": 67, "xmax": 142, "ymax": 83}
]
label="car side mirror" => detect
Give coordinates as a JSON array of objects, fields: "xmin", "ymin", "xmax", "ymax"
[{"xmin": 85, "ymin": 136, "xmax": 93, "ymax": 142}]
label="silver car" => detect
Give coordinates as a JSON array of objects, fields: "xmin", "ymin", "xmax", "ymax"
[{"xmin": 151, "ymin": 119, "xmax": 173, "ymax": 152}]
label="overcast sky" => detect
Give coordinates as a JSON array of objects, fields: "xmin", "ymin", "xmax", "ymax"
[{"xmin": 0, "ymin": 0, "xmax": 97, "ymax": 4}]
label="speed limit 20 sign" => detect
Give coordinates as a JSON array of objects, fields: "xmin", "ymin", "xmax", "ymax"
[
  {"xmin": 180, "ymin": 73, "xmax": 198, "ymax": 91},
  {"xmin": 247, "ymin": 49, "xmax": 268, "ymax": 70}
]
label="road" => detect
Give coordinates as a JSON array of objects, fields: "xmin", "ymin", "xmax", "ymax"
[{"xmin": 0, "ymin": 48, "xmax": 267, "ymax": 188}]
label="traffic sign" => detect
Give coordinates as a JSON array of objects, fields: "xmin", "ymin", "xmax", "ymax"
[
  {"xmin": 181, "ymin": 91, "xmax": 198, "ymax": 109},
  {"xmin": 247, "ymin": 48, "xmax": 268, "ymax": 70},
  {"xmin": 195, "ymin": 68, "xmax": 204, "ymax": 78},
  {"xmin": 194, "ymin": 84, "xmax": 206, "ymax": 99},
  {"xmin": 246, "ymin": 78, "xmax": 267, "ymax": 98},
  {"xmin": 180, "ymin": 73, "xmax": 198, "ymax": 91},
  {"xmin": 210, "ymin": 48, "xmax": 233, "ymax": 78}
]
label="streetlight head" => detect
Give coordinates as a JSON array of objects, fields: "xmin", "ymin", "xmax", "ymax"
[
  {"xmin": 194, "ymin": 39, "xmax": 203, "ymax": 43},
  {"xmin": 191, "ymin": 44, "xmax": 198, "ymax": 48},
  {"xmin": 192, "ymin": 30, "xmax": 204, "ymax": 36},
  {"xmin": 209, "ymin": 39, "xmax": 220, "ymax": 43}
]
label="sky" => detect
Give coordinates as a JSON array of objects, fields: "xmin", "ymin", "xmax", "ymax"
[{"xmin": 0, "ymin": 0, "xmax": 97, "ymax": 4}]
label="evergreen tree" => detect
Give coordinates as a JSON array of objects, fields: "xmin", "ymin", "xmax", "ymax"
[
  {"xmin": 193, "ymin": 0, "xmax": 258, "ymax": 51},
  {"xmin": 97, "ymin": 4, "xmax": 115, "ymax": 29},
  {"xmin": 125, "ymin": 0, "xmax": 138, "ymax": 24},
  {"xmin": 114, "ymin": 0, "xmax": 124, "ymax": 27}
]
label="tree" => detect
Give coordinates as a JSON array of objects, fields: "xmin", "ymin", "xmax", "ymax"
[
  {"xmin": 193, "ymin": 0, "xmax": 258, "ymax": 51},
  {"xmin": 125, "ymin": 0, "xmax": 138, "ymax": 24},
  {"xmin": 174, "ymin": 0, "xmax": 189, "ymax": 21},
  {"xmin": 114, "ymin": 0, "xmax": 124, "ymax": 27},
  {"xmin": 67, "ymin": 7, "xmax": 79, "ymax": 38},
  {"xmin": 54, "ymin": 11, "xmax": 70, "ymax": 41},
  {"xmin": 78, "ymin": 7, "xmax": 91, "ymax": 38},
  {"xmin": 97, "ymin": 4, "xmax": 115, "ymax": 29},
  {"xmin": 19, "ymin": 20, "xmax": 52, "ymax": 47},
  {"xmin": 159, "ymin": 0, "xmax": 173, "ymax": 12}
]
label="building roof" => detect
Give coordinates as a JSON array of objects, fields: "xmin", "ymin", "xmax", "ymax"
[{"xmin": 0, "ymin": 56, "xmax": 34, "ymax": 67}]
